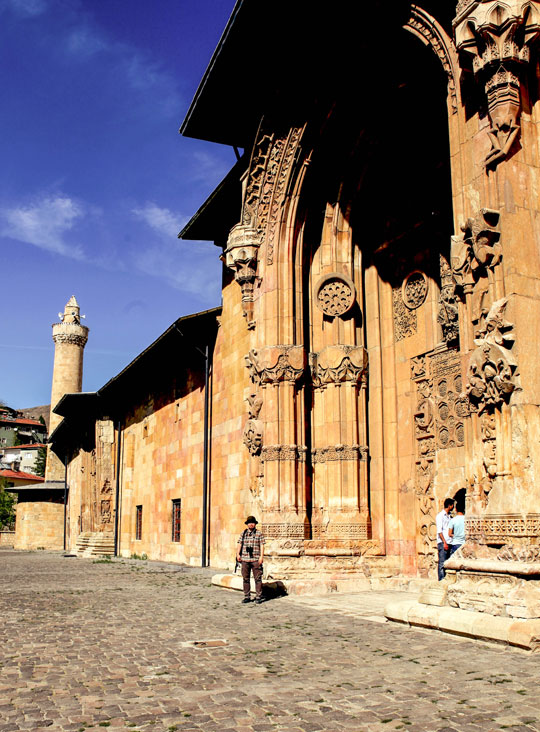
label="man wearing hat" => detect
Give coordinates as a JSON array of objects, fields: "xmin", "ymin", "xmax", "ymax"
[{"xmin": 236, "ymin": 516, "xmax": 265, "ymax": 604}]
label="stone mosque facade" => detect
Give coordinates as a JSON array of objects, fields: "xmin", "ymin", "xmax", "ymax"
[{"xmin": 14, "ymin": 1, "xmax": 540, "ymax": 623}]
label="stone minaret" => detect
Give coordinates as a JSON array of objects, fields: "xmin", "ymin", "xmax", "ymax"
[{"xmin": 45, "ymin": 296, "xmax": 89, "ymax": 481}]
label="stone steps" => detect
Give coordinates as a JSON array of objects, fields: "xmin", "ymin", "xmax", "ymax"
[{"xmin": 75, "ymin": 531, "xmax": 115, "ymax": 558}]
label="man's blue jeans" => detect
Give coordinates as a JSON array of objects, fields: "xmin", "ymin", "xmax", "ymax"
[{"xmin": 438, "ymin": 543, "xmax": 450, "ymax": 581}]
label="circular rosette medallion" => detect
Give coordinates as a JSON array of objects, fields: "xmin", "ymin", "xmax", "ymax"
[
  {"xmin": 315, "ymin": 272, "xmax": 356, "ymax": 318},
  {"xmin": 402, "ymin": 271, "xmax": 428, "ymax": 310}
]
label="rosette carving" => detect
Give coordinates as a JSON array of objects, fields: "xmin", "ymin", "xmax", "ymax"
[{"xmin": 309, "ymin": 345, "xmax": 368, "ymax": 388}]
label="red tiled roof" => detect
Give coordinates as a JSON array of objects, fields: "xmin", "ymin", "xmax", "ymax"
[
  {"xmin": 0, "ymin": 417, "xmax": 45, "ymax": 427},
  {"xmin": 0, "ymin": 469, "xmax": 44, "ymax": 481},
  {"xmin": 0, "ymin": 443, "xmax": 45, "ymax": 450}
]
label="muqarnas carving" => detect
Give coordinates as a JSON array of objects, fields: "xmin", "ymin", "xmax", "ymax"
[
  {"xmin": 467, "ymin": 297, "xmax": 517, "ymax": 413},
  {"xmin": 224, "ymin": 224, "xmax": 260, "ymax": 327},
  {"xmin": 454, "ymin": 1, "xmax": 540, "ymax": 167}
]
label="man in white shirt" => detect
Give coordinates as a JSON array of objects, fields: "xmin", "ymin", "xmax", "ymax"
[{"xmin": 436, "ymin": 498, "xmax": 455, "ymax": 580}]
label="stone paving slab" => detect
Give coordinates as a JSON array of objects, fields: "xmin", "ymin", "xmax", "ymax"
[{"xmin": 1, "ymin": 549, "xmax": 540, "ymax": 732}]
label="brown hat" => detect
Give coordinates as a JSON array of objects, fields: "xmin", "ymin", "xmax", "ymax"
[{"xmin": 245, "ymin": 515, "xmax": 258, "ymax": 525}]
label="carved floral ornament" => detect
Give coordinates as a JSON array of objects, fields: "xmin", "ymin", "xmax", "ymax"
[
  {"xmin": 402, "ymin": 271, "xmax": 428, "ymax": 310},
  {"xmin": 309, "ymin": 345, "xmax": 368, "ymax": 388},
  {"xmin": 315, "ymin": 272, "xmax": 356, "ymax": 318},
  {"xmin": 245, "ymin": 345, "xmax": 306, "ymax": 386},
  {"xmin": 451, "ymin": 208, "xmax": 501, "ymax": 293},
  {"xmin": 466, "ymin": 297, "xmax": 518, "ymax": 412},
  {"xmin": 454, "ymin": 1, "xmax": 540, "ymax": 166}
]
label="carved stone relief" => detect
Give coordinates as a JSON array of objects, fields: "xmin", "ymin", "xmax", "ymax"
[
  {"xmin": 411, "ymin": 348, "xmax": 465, "ymax": 574},
  {"xmin": 437, "ymin": 255, "xmax": 459, "ymax": 344},
  {"xmin": 315, "ymin": 272, "xmax": 356, "ymax": 318},
  {"xmin": 466, "ymin": 298, "xmax": 517, "ymax": 413},
  {"xmin": 451, "ymin": 208, "xmax": 501, "ymax": 324},
  {"xmin": 224, "ymin": 224, "xmax": 260, "ymax": 327},
  {"xmin": 466, "ymin": 514, "xmax": 540, "ymax": 542},
  {"xmin": 309, "ymin": 345, "xmax": 368, "ymax": 388},
  {"xmin": 404, "ymin": 6, "xmax": 458, "ymax": 113},
  {"xmin": 245, "ymin": 345, "xmax": 305, "ymax": 386},
  {"xmin": 402, "ymin": 271, "xmax": 428, "ymax": 310},
  {"xmin": 454, "ymin": 1, "xmax": 540, "ymax": 167},
  {"xmin": 393, "ymin": 284, "xmax": 417, "ymax": 341},
  {"xmin": 261, "ymin": 445, "xmax": 305, "ymax": 462},
  {"xmin": 311, "ymin": 445, "xmax": 368, "ymax": 463}
]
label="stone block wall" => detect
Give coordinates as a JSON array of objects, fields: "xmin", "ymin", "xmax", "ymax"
[{"xmin": 14, "ymin": 497, "xmax": 64, "ymax": 550}]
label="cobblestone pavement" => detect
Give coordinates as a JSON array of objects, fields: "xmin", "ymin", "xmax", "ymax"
[{"xmin": 1, "ymin": 550, "xmax": 540, "ymax": 732}]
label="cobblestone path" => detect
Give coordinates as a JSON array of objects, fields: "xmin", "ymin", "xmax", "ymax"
[{"xmin": 1, "ymin": 550, "xmax": 539, "ymax": 732}]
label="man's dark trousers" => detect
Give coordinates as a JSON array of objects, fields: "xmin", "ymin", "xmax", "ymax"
[
  {"xmin": 241, "ymin": 561, "xmax": 263, "ymax": 600},
  {"xmin": 437, "ymin": 543, "xmax": 450, "ymax": 581}
]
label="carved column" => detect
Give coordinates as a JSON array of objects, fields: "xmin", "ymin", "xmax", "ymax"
[
  {"xmin": 310, "ymin": 344, "xmax": 370, "ymax": 541},
  {"xmin": 454, "ymin": 0, "xmax": 540, "ymax": 167},
  {"xmin": 245, "ymin": 345, "xmax": 307, "ymax": 540}
]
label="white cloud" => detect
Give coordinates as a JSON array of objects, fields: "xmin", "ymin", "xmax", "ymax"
[
  {"xmin": 131, "ymin": 202, "xmax": 220, "ymax": 301},
  {"xmin": 132, "ymin": 203, "xmax": 186, "ymax": 238},
  {"xmin": 0, "ymin": 0, "xmax": 46, "ymax": 17},
  {"xmin": 66, "ymin": 26, "xmax": 106, "ymax": 57},
  {"xmin": 1, "ymin": 195, "xmax": 85, "ymax": 259}
]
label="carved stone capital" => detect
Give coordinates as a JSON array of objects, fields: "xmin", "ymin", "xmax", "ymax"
[
  {"xmin": 454, "ymin": 1, "xmax": 540, "ymax": 166},
  {"xmin": 245, "ymin": 345, "xmax": 306, "ymax": 385},
  {"xmin": 224, "ymin": 224, "xmax": 260, "ymax": 325},
  {"xmin": 309, "ymin": 345, "xmax": 368, "ymax": 387}
]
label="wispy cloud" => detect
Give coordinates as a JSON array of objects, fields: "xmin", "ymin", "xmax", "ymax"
[
  {"xmin": 132, "ymin": 202, "xmax": 186, "ymax": 238},
  {"xmin": 0, "ymin": 0, "xmax": 47, "ymax": 17},
  {"xmin": 66, "ymin": 26, "xmax": 106, "ymax": 58},
  {"xmin": 1, "ymin": 195, "xmax": 86, "ymax": 259},
  {"xmin": 131, "ymin": 202, "xmax": 220, "ymax": 301}
]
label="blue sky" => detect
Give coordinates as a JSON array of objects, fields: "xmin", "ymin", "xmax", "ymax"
[{"xmin": 1, "ymin": 0, "xmax": 237, "ymax": 408}]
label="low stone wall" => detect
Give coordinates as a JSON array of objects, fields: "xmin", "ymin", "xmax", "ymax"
[
  {"xmin": 14, "ymin": 500, "xmax": 64, "ymax": 550},
  {"xmin": 0, "ymin": 531, "xmax": 15, "ymax": 547}
]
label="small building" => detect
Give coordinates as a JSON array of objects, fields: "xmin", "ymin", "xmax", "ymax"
[{"xmin": 0, "ymin": 444, "xmax": 45, "ymax": 476}]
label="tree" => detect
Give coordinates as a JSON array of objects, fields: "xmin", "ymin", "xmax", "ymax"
[
  {"xmin": 34, "ymin": 446, "xmax": 47, "ymax": 478},
  {"xmin": 0, "ymin": 478, "xmax": 16, "ymax": 530}
]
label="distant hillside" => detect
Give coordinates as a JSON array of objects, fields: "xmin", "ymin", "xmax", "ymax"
[{"xmin": 18, "ymin": 405, "xmax": 50, "ymax": 432}]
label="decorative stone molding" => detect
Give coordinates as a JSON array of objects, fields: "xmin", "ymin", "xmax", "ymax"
[
  {"xmin": 224, "ymin": 224, "xmax": 260, "ymax": 326},
  {"xmin": 311, "ymin": 445, "xmax": 368, "ymax": 463},
  {"xmin": 309, "ymin": 345, "xmax": 368, "ymax": 388},
  {"xmin": 467, "ymin": 297, "xmax": 517, "ymax": 412},
  {"xmin": 451, "ymin": 209, "xmax": 501, "ymax": 296},
  {"xmin": 311, "ymin": 522, "xmax": 371, "ymax": 540},
  {"xmin": 454, "ymin": 1, "xmax": 540, "ymax": 166},
  {"xmin": 261, "ymin": 444, "xmax": 305, "ymax": 462},
  {"xmin": 405, "ymin": 6, "xmax": 459, "ymax": 113},
  {"xmin": 402, "ymin": 271, "xmax": 428, "ymax": 310},
  {"xmin": 245, "ymin": 345, "xmax": 305, "ymax": 385},
  {"xmin": 261, "ymin": 524, "xmax": 307, "ymax": 539},
  {"xmin": 466, "ymin": 514, "xmax": 540, "ymax": 541},
  {"xmin": 51, "ymin": 322, "xmax": 89, "ymax": 347},
  {"xmin": 437, "ymin": 255, "xmax": 459, "ymax": 344},
  {"xmin": 242, "ymin": 125, "xmax": 304, "ymax": 266},
  {"xmin": 315, "ymin": 272, "xmax": 356, "ymax": 318}
]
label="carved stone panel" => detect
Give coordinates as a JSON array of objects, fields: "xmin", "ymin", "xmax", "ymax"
[
  {"xmin": 309, "ymin": 345, "xmax": 368, "ymax": 388},
  {"xmin": 402, "ymin": 271, "xmax": 428, "ymax": 310},
  {"xmin": 245, "ymin": 345, "xmax": 305, "ymax": 385},
  {"xmin": 393, "ymin": 285, "xmax": 417, "ymax": 341}
]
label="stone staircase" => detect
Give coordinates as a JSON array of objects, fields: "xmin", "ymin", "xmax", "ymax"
[{"xmin": 75, "ymin": 531, "xmax": 115, "ymax": 558}]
